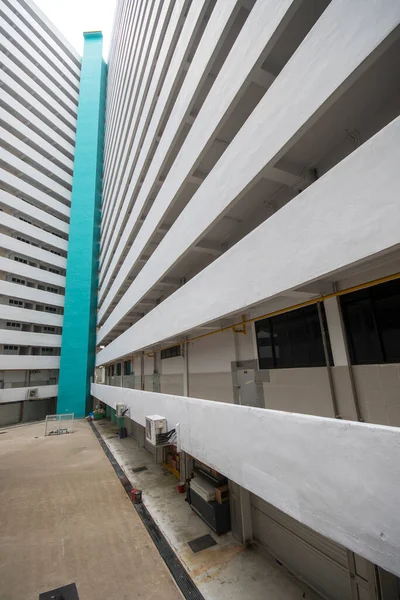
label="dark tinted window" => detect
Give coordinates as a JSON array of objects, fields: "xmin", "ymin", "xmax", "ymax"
[
  {"xmin": 116, "ymin": 362, "xmax": 121, "ymax": 376},
  {"xmin": 161, "ymin": 345, "xmax": 181, "ymax": 360},
  {"xmin": 341, "ymin": 279, "xmax": 400, "ymax": 364},
  {"xmin": 255, "ymin": 304, "xmax": 331, "ymax": 369},
  {"xmin": 124, "ymin": 360, "xmax": 131, "ymax": 375}
]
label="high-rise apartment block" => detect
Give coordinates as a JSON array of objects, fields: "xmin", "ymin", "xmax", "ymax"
[{"xmin": 2, "ymin": 1, "xmax": 400, "ymax": 598}]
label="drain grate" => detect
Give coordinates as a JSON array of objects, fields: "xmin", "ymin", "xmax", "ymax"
[
  {"xmin": 39, "ymin": 582, "xmax": 79, "ymax": 599},
  {"xmin": 89, "ymin": 421, "xmax": 205, "ymax": 600},
  {"xmin": 188, "ymin": 534, "xmax": 217, "ymax": 553},
  {"xmin": 132, "ymin": 465, "xmax": 148, "ymax": 473}
]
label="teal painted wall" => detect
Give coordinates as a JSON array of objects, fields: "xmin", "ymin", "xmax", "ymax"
[{"xmin": 57, "ymin": 32, "xmax": 106, "ymax": 418}]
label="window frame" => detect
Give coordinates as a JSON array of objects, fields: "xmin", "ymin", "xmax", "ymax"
[{"xmin": 255, "ymin": 303, "xmax": 332, "ymax": 370}]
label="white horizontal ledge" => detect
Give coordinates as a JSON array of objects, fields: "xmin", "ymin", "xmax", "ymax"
[
  {"xmin": 6, "ymin": 0, "xmax": 81, "ymax": 75},
  {"xmin": 0, "ymin": 329, "xmax": 61, "ymax": 347},
  {"xmin": 0, "ymin": 385, "xmax": 58, "ymax": 404},
  {"xmin": 0, "ymin": 355, "xmax": 60, "ymax": 370},
  {"xmin": 1, "ymin": 1, "xmax": 80, "ymax": 91},
  {"xmin": 1, "ymin": 171, "xmax": 70, "ymax": 219},
  {"xmin": 91, "ymin": 383, "xmax": 400, "ymax": 577},
  {"xmin": 98, "ymin": 0, "xmax": 277, "ymax": 299},
  {"xmin": 0, "ymin": 190, "xmax": 69, "ymax": 235},
  {"xmin": 0, "ymin": 281, "xmax": 64, "ymax": 308},
  {"xmin": 0, "ymin": 258, "xmax": 66, "ymax": 288},
  {"xmin": 97, "ymin": 115, "xmax": 400, "ymax": 362},
  {"xmin": 1, "ymin": 213, "xmax": 68, "ymax": 252},
  {"xmin": 97, "ymin": 0, "xmax": 400, "ymax": 336},
  {"xmin": 0, "ymin": 235, "xmax": 66, "ymax": 270},
  {"xmin": 0, "ymin": 304, "xmax": 63, "ymax": 327},
  {"xmin": 100, "ymin": 0, "xmax": 209, "ymax": 269}
]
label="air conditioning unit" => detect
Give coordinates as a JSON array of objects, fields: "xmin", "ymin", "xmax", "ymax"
[
  {"xmin": 116, "ymin": 403, "xmax": 126, "ymax": 417},
  {"xmin": 26, "ymin": 388, "xmax": 38, "ymax": 400},
  {"xmin": 145, "ymin": 415, "xmax": 167, "ymax": 445}
]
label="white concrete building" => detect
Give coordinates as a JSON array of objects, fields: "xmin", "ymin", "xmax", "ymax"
[
  {"xmin": 93, "ymin": 1, "xmax": 400, "ymax": 599},
  {"xmin": 0, "ymin": 0, "xmax": 80, "ymax": 424}
]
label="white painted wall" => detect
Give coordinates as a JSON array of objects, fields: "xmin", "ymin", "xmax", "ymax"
[
  {"xmin": 0, "ymin": 385, "xmax": 58, "ymax": 403},
  {"xmin": 97, "ymin": 116, "xmax": 400, "ymax": 364},
  {"xmin": 189, "ymin": 330, "xmax": 235, "ymax": 374},
  {"xmin": 91, "ymin": 382, "xmax": 400, "ymax": 577}
]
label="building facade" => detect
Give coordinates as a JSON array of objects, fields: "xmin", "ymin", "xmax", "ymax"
[
  {"xmin": 93, "ymin": 1, "xmax": 400, "ymax": 599},
  {"xmin": 1, "ymin": 0, "xmax": 400, "ymax": 598},
  {"xmin": 0, "ymin": 0, "xmax": 81, "ymax": 423}
]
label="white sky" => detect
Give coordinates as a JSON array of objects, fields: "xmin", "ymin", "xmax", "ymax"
[{"xmin": 34, "ymin": 0, "xmax": 117, "ymax": 59}]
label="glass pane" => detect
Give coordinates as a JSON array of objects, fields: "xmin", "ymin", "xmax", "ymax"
[
  {"xmin": 372, "ymin": 285, "xmax": 400, "ymax": 362},
  {"xmin": 304, "ymin": 309, "xmax": 326, "ymax": 367},
  {"xmin": 255, "ymin": 319, "xmax": 274, "ymax": 369},
  {"xmin": 341, "ymin": 297, "xmax": 382, "ymax": 364}
]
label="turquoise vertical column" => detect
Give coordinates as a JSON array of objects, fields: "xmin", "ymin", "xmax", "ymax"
[{"xmin": 57, "ymin": 32, "xmax": 106, "ymax": 417}]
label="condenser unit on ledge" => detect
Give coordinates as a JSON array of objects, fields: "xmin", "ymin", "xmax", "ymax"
[
  {"xmin": 26, "ymin": 388, "xmax": 39, "ymax": 400},
  {"xmin": 145, "ymin": 415, "xmax": 167, "ymax": 445}
]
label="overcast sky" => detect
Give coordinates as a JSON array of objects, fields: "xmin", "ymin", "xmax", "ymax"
[{"xmin": 34, "ymin": 0, "xmax": 117, "ymax": 58}]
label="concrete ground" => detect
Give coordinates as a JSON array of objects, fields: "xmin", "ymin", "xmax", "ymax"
[
  {"xmin": 95, "ymin": 419, "xmax": 316, "ymax": 600},
  {"xmin": 0, "ymin": 420, "xmax": 182, "ymax": 600}
]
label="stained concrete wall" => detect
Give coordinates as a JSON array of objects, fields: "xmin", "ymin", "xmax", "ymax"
[
  {"xmin": 0, "ymin": 397, "xmax": 55, "ymax": 427},
  {"xmin": 262, "ymin": 368, "xmax": 335, "ymax": 418},
  {"xmin": 353, "ymin": 364, "xmax": 400, "ymax": 426},
  {"xmin": 0, "ymin": 402, "xmax": 20, "ymax": 427}
]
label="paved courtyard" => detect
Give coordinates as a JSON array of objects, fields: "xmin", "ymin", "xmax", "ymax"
[{"xmin": 0, "ymin": 420, "xmax": 181, "ymax": 600}]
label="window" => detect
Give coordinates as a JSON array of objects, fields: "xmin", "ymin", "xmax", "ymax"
[
  {"xmin": 124, "ymin": 360, "xmax": 131, "ymax": 376},
  {"xmin": 49, "ymin": 249, "xmax": 62, "ymax": 256},
  {"xmin": 14, "ymin": 256, "xmax": 27, "ymax": 264},
  {"xmin": 4, "ymin": 345, "xmax": 18, "ymax": 350},
  {"xmin": 161, "ymin": 345, "xmax": 181, "ymax": 360},
  {"xmin": 9, "ymin": 299, "xmax": 23, "ymax": 307},
  {"xmin": 19, "ymin": 216, "xmax": 32, "ymax": 225},
  {"xmin": 255, "ymin": 304, "xmax": 332, "ymax": 369},
  {"xmin": 43, "ymin": 326, "xmax": 56, "ymax": 333},
  {"xmin": 11, "ymin": 277, "xmax": 26, "ymax": 285},
  {"xmin": 47, "ymin": 286, "xmax": 58, "ymax": 294},
  {"xmin": 45, "ymin": 306, "xmax": 57, "ymax": 313},
  {"xmin": 6, "ymin": 322, "xmax": 21, "ymax": 328},
  {"xmin": 111, "ymin": 364, "xmax": 115, "ymax": 377},
  {"xmin": 49, "ymin": 268, "xmax": 60, "ymax": 274},
  {"xmin": 116, "ymin": 362, "xmax": 122, "ymax": 376},
  {"xmin": 16, "ymin": 236, "xmax": 30, "ymax": 244},
  {"xmin": 41, "ymin": 347, "xmax": 54, "ymax": 354},
  {"xmin": 340, "ymin": 279, "xmax": 400, "ymax": 364}
]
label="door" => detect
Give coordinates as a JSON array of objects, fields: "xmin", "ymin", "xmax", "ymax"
[
  {"xmin": 237, "ymin": 369, "xmax": 259, "ymax": 407},
  {"xmin": 251, "ymin": 493, "xmax": 353, "ymax": 600}
]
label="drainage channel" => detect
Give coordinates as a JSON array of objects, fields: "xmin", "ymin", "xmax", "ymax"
[{"xmin": 89, "ymin": 421, "xmax": 205, "ymax": 600}]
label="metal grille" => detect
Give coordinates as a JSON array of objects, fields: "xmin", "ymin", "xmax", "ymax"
[{"xmin": 188, "ymin": 535, "xmax": 217, "ymax": 553}]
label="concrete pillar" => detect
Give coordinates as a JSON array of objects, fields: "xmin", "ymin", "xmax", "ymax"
[
  {"xmin": 140, "ymin": 352, "xmax": 144, "ymax": 391},
  {"xmin": 57, "ymin": 32, "xmax": 106, "ymax": 418},
  {"xmin": 153, "ymin": 351, "xmax": 160, "ymax": 392},
  {"xmin": 324, "ymin": 297, "xmax": 351, "ymax": 366},
  {"xmin": 137, "ymin": 423, "xmax": 145, "ymax": 448},
  {"xmin": 324, "ymin": 297, "xmax": 362, "ymax": 421},
  {"xmin": 183, "ymin": 339, "xmax": 189, "ymax": 397},
  {"xmin": 229, "ymin": 482, "xmax": 253, "ymax": 544}
]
